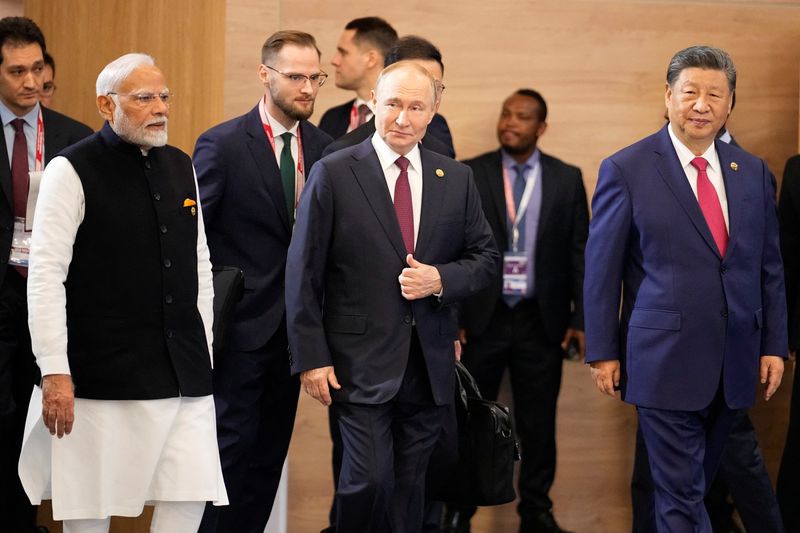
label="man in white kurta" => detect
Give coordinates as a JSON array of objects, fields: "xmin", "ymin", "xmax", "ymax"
[{"xmin": 18, "ymin": 53, "xmax": 227, "ymax": 533}]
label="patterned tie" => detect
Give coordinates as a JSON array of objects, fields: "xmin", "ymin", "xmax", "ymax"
[
  {"xmin": 691, "ymin": 157, "xmax": 728, "ymax": 256},
  {"xmin": 11, "ymin": 119, "xmax": 28, "ymax": 277},
  {"xmin": 394, "ymin": 156, "xmax": 414, "ymax": 253},
  {"xmin": 512, "ymin": 163, "xmax": 528, "ymax": 250},
  {"xmin": 279, "ymin": 132, "xmax": 295, "ymax": 225},
  {"xmin": 356, "ymin": 104, "xmax": 371, "ymax": 127}
]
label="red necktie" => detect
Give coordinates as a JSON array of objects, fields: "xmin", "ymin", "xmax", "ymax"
[
  {"xmin": 394, "ymin": 156, "xmax": 414, "ymax": 253},
  {"xmin": 356, "ymin": 104, "xmax": 370, "ymax": 127},
  {"xmin": 691, "ymin": 157, "xmax": 728, "ymax": 256},
  {"xmin": 11, "ymin": 119, "xmax": 28, "ymax": 277}
]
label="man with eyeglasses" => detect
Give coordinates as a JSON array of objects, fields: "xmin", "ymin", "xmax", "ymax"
[
  {"xmin": 18, "ymin": 52, "xmax": 227, "ymax": 533},
  {"xmin": 0, "ymin": 16, "xmax": 91, "ymax": 533},
  {"xmin": 193, "ymin": 30, "xmax": 332, "ymax": 533},
  {"xmin": 40, "ymin": 52, "xmax": 54, "ymax": 107},
  {"xmin": 324, "ymin": 35, "xmax": 455, "ymax": 158},
  {"xmin": 318, "ymin": 17, "xmax": 397, "ymax": 139}
]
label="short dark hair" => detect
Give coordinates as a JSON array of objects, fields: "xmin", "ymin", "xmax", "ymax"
[
  {"xmin": 515, "ymin": 88, "xmax": 548, "ymax": 122},
  {"xmin": 384, "ymin": 36, "xmax": 444, "ymax": 76},
  {"xmin": 0, "ymin": 17, "xmax": 45, "ymax": 65},
  {"xmin": 261, "ymin": 30, "xmax": 320, "ymax": 65},
  {"xmin": 345, "ymin": 17, "xmax": 397, "ymax": 60},
  {"xmin": 44, "ymin": 51, "xmax": 54, "ymax": 77},
  {"xmin": 666, "ymin": 45, "xmax": 736, "ymax": 92}
]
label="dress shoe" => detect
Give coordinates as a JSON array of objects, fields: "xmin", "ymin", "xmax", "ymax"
[{"xmin": 520, "ymin": 510, "xmax": 575, "ymax": 533}]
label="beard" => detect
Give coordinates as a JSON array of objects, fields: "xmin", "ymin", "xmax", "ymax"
[
  {"xmin": 269, "ymin": 83, "xmax": 315, "ymax": 122},
  {"xmin": 111, "ymin": 105, "xmax": 168, "ymax": 148}
]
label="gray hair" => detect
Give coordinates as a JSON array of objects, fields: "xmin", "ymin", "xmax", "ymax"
[
  {"xmin": 96, "ymin": 53, "xmax": 155, "ymax": 96},
  {"xmin": 666, "ymin": 45, "xmax": 736, "ymax": 92}
]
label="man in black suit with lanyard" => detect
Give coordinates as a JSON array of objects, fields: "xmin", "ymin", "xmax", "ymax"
[
  {"xmin": 0, "ymin": 16, "xmax": 92, "ymax": 533},
  {"xmin": 452, "ymin": 89, "xmax": 588, "ymax": 533}
]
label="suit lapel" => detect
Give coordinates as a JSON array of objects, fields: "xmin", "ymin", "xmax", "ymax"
[
  {"xmin": 350, "ymin": 140, "xmax": 408, "ymax": 262},
  {"xmin": 485, "ymin": 151, "xmax": 508, "ymax": 249},
  {"xmin": 42, "ymin": 108, "xmax": 66, "ymax": 163},
  {"xmin": 653, "ymin": 127, "xmax": 721, "ymax": 257},
  {"xmin": 716, "ymin": 139, "xmax": 744, "ymax": 259},
  {"xmin": 0, "ymin": 122, "xmax": 9, "ymax": 208},
  {"xmin": 535, "ymin": 154, "xmax": 558, "ymax": 244},
  {"xmin": 244, "ymin": 106, "xmax": 291, "ymax": 234},
  {"xmin": 414, "ymin": 147, "xmax": 446, "ymax": 260}
]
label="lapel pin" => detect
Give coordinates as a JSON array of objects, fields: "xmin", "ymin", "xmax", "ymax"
[
  {"xmin": 435, "ymin": 168, "xmax": 444, "ymax": 178},
  {"xmin": 730, "ymin": 162, "xmax": 738, "ymax": 171},
  {"xmin": 191, "ymin": 207, "xmax": 197, "ymax": 216}
]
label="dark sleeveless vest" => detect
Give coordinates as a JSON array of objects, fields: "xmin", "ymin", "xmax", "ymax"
[{"xmin": 59, "ymin": 123, "xmax": 212, "ymax": 400}]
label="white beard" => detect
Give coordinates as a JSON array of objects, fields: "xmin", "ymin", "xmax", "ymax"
[{"xmin": 111, "ymin": 105, "xmax": 168, "ymax": 148}]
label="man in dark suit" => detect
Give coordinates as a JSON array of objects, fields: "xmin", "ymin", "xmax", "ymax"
[
  {"xmin": 0, "ymin": 16, "xmax": 92, "ymax": 533},
  {"xmin": 286, "ymin": 61, "xmax": 498, "ymax": 533},
  {"xmin": 777, "ymin": 153, "xmax": 800, "ymax": 532},
  {"xmin": 318, "ymin": 17, "xmax": 396, "ymax": 139},
  {"xmin": 585, "ymin": 45, "xmax": 787, "ymax": 532},
  {"xmin": 323, "ymin": 36, "xmax": 455, "ymax": 158},
  {"xmin": 193, "ymin": 30, "xmax": 332, "ymax": 533},
  {"xmin": 448, "ymin": 89, "xmax": 587, "ymax": 533}
]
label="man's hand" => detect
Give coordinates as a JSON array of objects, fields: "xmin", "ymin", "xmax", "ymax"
[
  {"xmin": 454, "ymin": 340, "xmax": 461, "ymax": 361},
  {"xmin": 760, "ymin": 355, "xmax": 784, "ymax": 401},
  {"xmin": 41, "ymin": 374, "xmax": 74, "ymax": 438},
  {"xmin": 300, "ymin": 366, "xmax": 341, "ymax": 406},
  {"xmin": 561, "ymin": 328, "xmax": 585, "ymax": 360},
  {"xmin": 589, "ymin": 359, "xmax": 620, "ymax": 398},
  {"xmin": 398, "ymin": 254, "xmax": 442, "ymax": 300}
]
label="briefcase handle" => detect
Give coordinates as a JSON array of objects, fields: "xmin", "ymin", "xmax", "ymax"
[{"xmin": 455, "ymin": 360, "xmax": 484, "ymax": 409}]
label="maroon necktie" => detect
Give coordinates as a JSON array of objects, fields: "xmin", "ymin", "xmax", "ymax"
[
  {"xmin": 394, "ymin": 156, "xmax": 414, "ymax": 253},
  {"xmin": 356, "ymin": 104, "xmax": 370, "ymax": 127},
  {"xmin": 11, "ymin": 119, "xmax": 28, "ymax": 277},
  {"xmin": 691, "ymin": 157, "xmax": 728, "ymax": 256}
]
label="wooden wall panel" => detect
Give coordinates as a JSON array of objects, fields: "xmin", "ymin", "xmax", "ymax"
[{"xmin": 25, "ymin": 0, "xmax": 225, "ymax": 155}]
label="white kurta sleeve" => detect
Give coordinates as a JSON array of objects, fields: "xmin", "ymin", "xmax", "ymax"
[
  {"xmin": 27, "ymin": 156, "xmax": 85, "ymax": 377},
  {"xmin": 193, "ymin": 166, "xmax": 215, "ymax": 366}
]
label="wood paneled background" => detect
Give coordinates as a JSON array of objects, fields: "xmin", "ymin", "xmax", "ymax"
[{"xmin": 12, "ymin": 0, "xmax": 800, "ymax": 531}]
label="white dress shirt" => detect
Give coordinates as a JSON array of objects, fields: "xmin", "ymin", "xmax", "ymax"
[
  {"xmin": 266, "ymin": 109, "xmax": 300, "ymax": 177},
  {"xmin": 668, "ymin": 123, "xmax": 730, "ymax": 231},
  {"xmin": 371, "ymin": 132, "xmax": 423, "ymax": 245}
]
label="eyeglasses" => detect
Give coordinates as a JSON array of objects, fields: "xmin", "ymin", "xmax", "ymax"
[
  {"xmin": 265, "ymin": 65, "xmax": 328, "ymax": 87},
  {"xmin": 107, "ymin": 92, "xmax": 173, "ymax": 106},
  {"xmin": 42, "ymin": 82, "xmax": 56, "ymax": 96}
]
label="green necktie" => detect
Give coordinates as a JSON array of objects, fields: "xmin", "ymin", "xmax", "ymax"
[{"xmin": 279, "ymin": 131, "xmax": 295, "ymax": 224}]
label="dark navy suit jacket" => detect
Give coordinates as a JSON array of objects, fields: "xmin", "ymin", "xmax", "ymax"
[
  {"xmin": 193, "ymin": 105, "xmax": 332, "ymax": 351},
  {"xmin": 286, "ymin": 138, "xmax": 498, "ymax": 406},
  {"xmin": 584, "ymin": 125, "xmax": 787, "ymax": 411}
]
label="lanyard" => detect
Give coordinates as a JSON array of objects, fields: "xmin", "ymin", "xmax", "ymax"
[
  {"xmin": 502, "ymin": 163, "xmax": 537, "ymax": 252},
  {"xmin": 33, "ymin": 109, "xmax": 44, "ymax": 171},
  {"xmin": 258, "ymin": 96, "xmax": 305, "ymax": 206}
]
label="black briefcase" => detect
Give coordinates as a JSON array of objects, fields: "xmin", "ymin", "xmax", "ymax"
[
  {"xmin": 429, "ymin": 361, "xmax": 519, "ymax": 506},
  {"xmin": 211, "ymin": 265, "xmax": 244, "ymax": 357}
]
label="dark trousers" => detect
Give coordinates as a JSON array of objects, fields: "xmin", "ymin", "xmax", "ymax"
[
  {"xmin": 332, "ymin": 333, "xmax": 446, "ymax": 533},
  {"xmin": 198, "ymin": 322, "xmax": 300, "ymax": 533},
  {"xmin": 633, "ymin": 410, "xmax": 783, "ymax": 533},
  {"xmin": 0, "ymin": 267, "xmax": 38, "ymax": 532},
  {"xmin": 459, "ymin": 298, "xmax": 563, "ymax": 525},
  {"xmin": 777, "ymin": 361, "xmax": 800, "ymax": 532},
  {"xmin": 636, "ymin": 390, "xmax": 738, "ymax": 533}
]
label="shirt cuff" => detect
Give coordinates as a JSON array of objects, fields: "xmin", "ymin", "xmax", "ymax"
[{"xmin": 37, "ymin": 356, "xmax": 71, "ymax": 377}]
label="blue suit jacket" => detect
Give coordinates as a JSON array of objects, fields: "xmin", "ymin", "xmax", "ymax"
[
  {"xmin": 286, "ymin": 138, "xmax": 498, "ymax": 406},
  {"xmin": 193, "ymin": 105, "xmax": 332, "ymax": 351},
  {"xmin": 584, "ymin": 125, "xmax": 787, "ymax": 411}
]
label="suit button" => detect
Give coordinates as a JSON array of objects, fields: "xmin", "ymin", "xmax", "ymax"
[
  {"xmin": 144, "ymin": 159, "xmax": 151, "ymax": 169},
  {"xmin": 165, "ymin": 294, "xmax": 173, "ymax": 304},
  {"xmin": 720, "ymin": 265, "xmax": 727, "ymax": 274},
  {"xmin": 166, "ymin": 330, "xmax": 174, "ymax": 339},
  {"xmin": 163, "ymin": 258, "xmax": 172, "ymax": 268},
  {"xmin": 160, "ymin": 224, "xmax": 168, "ymax": 234},
  {"xmin": 721, "ymin": 309, "xmax": 728, "ymax": 318},
  {"xmin": 153, "ymin": 192, "xmax": 161, "ymax": 201},
  {"xmin": 403, "ymin": 315, "xmax": 412, "ymax": 324}
]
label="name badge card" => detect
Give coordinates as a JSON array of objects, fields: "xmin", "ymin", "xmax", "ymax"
[{"xmin": 502, "ymin": 252, "xmax": 528, "ymax": 296}]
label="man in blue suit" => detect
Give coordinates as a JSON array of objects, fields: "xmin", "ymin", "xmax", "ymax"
[
  {"xmin": 286, "ymin": 61, "xmax": 497, "ymax": 533},
  {"xmin": 584, "ymin": 45, "xmax": 787, "ymax": 533},
  {"xmin": 193, "ymin": 30, "xmax": 332, "ymax": 533}
]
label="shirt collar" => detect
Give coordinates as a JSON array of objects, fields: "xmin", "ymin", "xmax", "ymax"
[
  {"xmin": 501, "ymin": 148, "xmax": 540, "ymax": 173},
  {"xmin": 667, "ymin": 122, "xmax": 720, "ymax": 173},
  {"xmin": 265, "ymin": 108, "xmax": 298, "ymax": 138},
  {"xmin": 371, "ymin": 131, "xmax": 422, "ymax": 174},
  {"xmin": 0, "ymin": 100, "xmax": 40, "ymax": 129}
]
